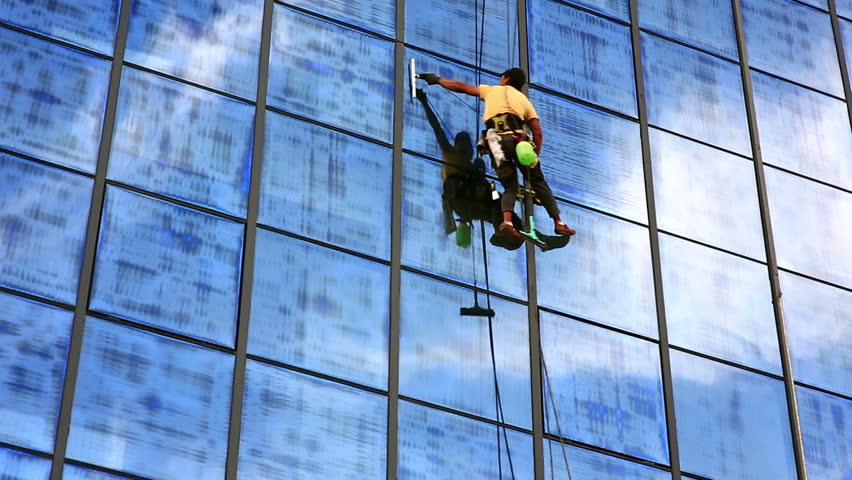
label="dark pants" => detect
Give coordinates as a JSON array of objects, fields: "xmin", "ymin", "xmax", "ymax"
[{"xmin": 493, "ymin": 134, "xmax": 560, "ymax": 218}]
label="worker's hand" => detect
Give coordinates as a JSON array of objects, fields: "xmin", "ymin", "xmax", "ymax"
[
  {"xmin": 415, "ymin": 88, "xmax": 427, "ymax": 102},
  {"xmin": 418, "ymin": 73, "xmax": 441, "ymax": 85}
]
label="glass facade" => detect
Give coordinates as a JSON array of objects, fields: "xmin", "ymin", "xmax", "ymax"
[{"xmin": 0, "ymin": 1, "xmax": 849, "ymax": 480}]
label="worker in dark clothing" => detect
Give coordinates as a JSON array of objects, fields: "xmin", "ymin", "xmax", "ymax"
[{"xmin": 418, "ymin": 68, "xmax": 576, "ymax": 244}]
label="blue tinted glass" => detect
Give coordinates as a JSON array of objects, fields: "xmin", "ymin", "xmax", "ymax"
[
  {"xmin": 660, "ymin": 234, "xmax": 780, "ymax": 374},
  {"xmin": 0, "ymin": 448, "xmax": 51, "ymax": 480},
  {"xmin": 541, "ymin": 312, "xmax": 668, "ymax": 463},
  {"xmin": 400, "ymin": 272, "xmax": 531, "ymax": 428},
  {"xmin": 560, "ymin": 0, "xmax": 630, "ymax": 22},
  {"xmin": 534, "ymin": 202, "xmax": 657, "ymax": 338},
  {"xmin": 285, "ymin": 0, "xmax": 395, "ymax": 36},
  {"xmin": 781, "ymin": 272, "xmax": 852, "ymax": 396},
  {"xmin": 650, "ymin": 129, "xmax": 764, "ymax": 260},
  {"xmin": 528, "ymin": 0, "xmax": 636, "ymax": 116},
  {"xmin": 405, "ymin": 50, "xmax": 497, "ymax": 160},
  {"xmin": 844, "ymin": 20, "xmax": 852, "ymax": 72},
  {"xmin": 742, "ymin": 0, "xmax": 842, "ymax": 96},
  {"xmin": 67, "ymin": 317, "xmax": 233, "ymax": 479},
  {"xmin": 752, "ymin": 72, "xmax": 852, "ymax": 191},
  {"xmin": 671, "ymin": 350, "xmax": 797, "ymax": 480},
  {"xmin": 530, "ymin": 89, "xmax": 646, "ymax": 223},
  {"xmin": 641, "ymin": 33, "xmax": 750, "ymax": 156},
  {"xmin": 638, "ymin": 0, "xmax": 737, "ymax": 58},
  {"xmin": 249, "ymin": 229, "xmax": 389, "ymax": 389},
  {"xmin": 239, "ymin": 360, "xmax": 387, "ymax": 479},
  {"xmin": 398, "ymin": 401, "xmax": 534, "ymax": 480},
  {"xmin": 544, "ymin": 441, "xmax": 671, "ymax": 480},
  {"xmin": 402, "ymin": 154, "xmax": 528, "ymax": 300},
  {"xmin": 0, "ymin": 0, "xmax": 119, "ymax": 55},
  {"xmin": 90, "ymin": 187, "xmax": 243, "ymax": 347},
  {"xmin": 0, "ymin": 28, "xmax": 110, "ymax": 174},
  {"xmin": 259, "ymin": 112, "xmax": 392, "ymax": 259},
  {"xmin": 125, "ymin": 0, "xmax": 263, "ymax": 99},
  {"xmin": 0, "ymin": 153, "xmax": 93, "ymax": 304},
  {"xmin": 108, "ymin": 67, "xmax": 255, "ymax": 217},
  {"xmin": 268, "ymin": 6, "xmax": 395, "ymax": 143},
  {"xmin": 0, "ymin": 293, "xmax": 72, "ymax": 452},
  {"xmin": 766, "ymin": 168, "xmax": 852, "ymax": 289},
  {"xmin": 63, "ymin": 465, "xmax": 135, "ymax": 480},
  {"xmin": 841, "ymin": 2, "xmax": 852, "ymax": 19},
  {"xmin": 407, "ymin": 0, "xmax": 519, "ymax": 73},
  {"xmin": 797, "ymin": 387, "xmax": 852, "ymax": 479}
]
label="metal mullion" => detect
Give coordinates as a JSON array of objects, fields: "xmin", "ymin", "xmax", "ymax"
[
  {"xmin": 49, "ymin": 0, "xmax": 134, "ymax": 477},
  {"xmin": 628, "ymin": 1, "xmax": 682, "ymax": 478},
  {"xmin": 731, "ymin": 0, "xmax": 809, "ymax": 478},
  {"xmin": 387, "ymin": 1, "xmax": 406, "ymax": 478},
  {"xmin": 828, "ymin": 0, "xmax": 852, "ymax": 128},
  {"xmin": 398, "ymin": 395, "xmax": 534, "ymax": 435},
  {"xmin": 0, "ymin": 21, "xmax": 112, "ymax": 61},
  {"xmin": 224, "ymin": 0, "xmax": 275, "ymax": 478}
]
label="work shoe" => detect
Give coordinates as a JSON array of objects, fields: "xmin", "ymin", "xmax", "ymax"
[
  {"xmin": 499, "ymin": 222, "xmax": 523, "ymax": 244},
  {"xmin": 554, "ymin": 222, "xmax": 576, "ymax": 236}
]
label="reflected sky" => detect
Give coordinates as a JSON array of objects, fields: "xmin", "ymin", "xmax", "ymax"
[
  {"xmin": 0, "ymin": 447, "xmax": 51, "ymax": 480},
  {"xmin": 528, "ymin": 0, "xmax": 637, "ymax": 117},
  {"xmin": 797, "ymin": 386, "xmax": 852, "ymax": 480},
  {"xmin": 841, "ymin": 0, "xmax": 852, "ymax": 18},
  {"xmin": 0, "ymin": 292, "xmax": 72, "ymax": 453},
  {"xmin": 557, "ymin": 0, "xmax": 630, "ymax": 22},
  {"xmin": 638, "ymin": 0, "xmax": 738, "ymax": 59},
  {"xmin": 766, "ymin": 167, "xmax": 852, "ymax": 289},
  {"xmin": 660, "ymin": 234, "xmax": 780, "ymax": 374},
  {"xmin": 400, "ymin": 271, "xmax": 531, "ymax": 428},
  {"xmin": 544, "ymin": 440, "xmax": 671, "ymax": 480},
  {"xmin": 63, "ymin": 464, "xmax": 136, "ymax": 480},
  {"xmin": 125, "ymin": 0, "xmax": 263, "ymax": 99},
  {"xmin": 0, "ymin": 153, "xmax": 93, "ymax": 304},
  {"xmin": 286, "ymin": 0, "xmax": 395, "ymax": 36},
  {"xmin": 671, "ymin": 350, "xmax": 797, "ymax": 480},
  {"xmin": 781, "ymin": 272, "xmax": 852, "ymax": 397},
  {"xmin": 540, "ymin": 312, "xmax": 669, "ymax": 464},
  {"xmin": 0, "ymin": 0, "xmax": 119, "ymax": 55},
  {"xmin": 0, "ymin": 27, "xmax": 110, "ymax": 174}
]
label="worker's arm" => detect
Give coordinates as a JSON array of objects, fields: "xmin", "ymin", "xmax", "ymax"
[
  {"xmin": 528, "ymin": 118, "xmax": 543, "ymax": 155},
  {"xmin": 419, "ymin": 73, "xmax": 480, "ymax": 97}
]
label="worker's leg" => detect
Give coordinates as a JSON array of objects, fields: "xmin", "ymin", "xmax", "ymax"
[{"xmin": 523, "ymin": 163, "xmax": 576, "ymax": 236}]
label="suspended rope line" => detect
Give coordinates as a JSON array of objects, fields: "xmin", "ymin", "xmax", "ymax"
[{"xmin": 541, "ymin": 350, "xmax": 573, "ymax": 480}]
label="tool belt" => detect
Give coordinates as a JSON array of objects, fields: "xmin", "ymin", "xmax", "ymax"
[{"xmin": 485, "ymin": 113, "xmax": 524, "ymax": 133}]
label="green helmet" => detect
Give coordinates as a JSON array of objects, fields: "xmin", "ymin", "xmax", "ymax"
[{"xmin": 516, "ymin": 141, "xmax": 537, "ymax": 166}]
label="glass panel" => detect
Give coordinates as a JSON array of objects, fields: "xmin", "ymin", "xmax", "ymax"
[
  {"xmin": 89, "ymin": 187, "xmax": 243, "ymax": 347},
  {"xmin": 0, "ymin": 28, "xmax": 111, "ymax": 174},
  {"xmin": 267, "ymin": 6, "xmax": 395, "ymax": 143},
  {"xmin": 660, "ymin": 234, "xmax": 780, "ymax": 374},
  {"xmin": 67, "ymin": 317, "xmax": 233, "ymax": 479},
  {"xmin": 534, "ymin": 201, "xmax": 657, "ymax": 338},
  {"xmin": 841, "ymin": 1, "xmax": 852, "ymax": 19},
  {"xmin": 239, "ymin": 360, "xmax": 387, "ymax": 479},
  {"xmin": 844, "ymin": 20, "xmax": 852, "ymax": 73},
  {"xmin": 638, "ymin": 0, "xmax": 738, "ymax": 59},
  {"xmin": 530, "ymin": 89, "xmax": 646, "ymax": 223},
  {"xmin": 641, "ymin": 33, "xmax": 750, "ymax": 156},
  {"xmin": 0, "ymin": 448, "xmax": 51, "ymax": 480},
  {"xmin": 560, "ymin": 0, "xmax": 630, "ymax": 22},
  {"xmin": 781, "ymin": 272, "xmax": 852, "ymax": 396},
  {"xmin": 400, "ymin": 272, "xmax": 531, "ymax": 428},
  {"xmin": 0, "ymin": 293, "xmax": 72, "ymax": 453},
  {"xmin": 64, "ymin": 465, "xmax": 135, "ymax": 480},
  {"xmin": 108, "ymin": 67, "xmax": 255, "ymax": 217},
  {"xmin": 125, "ymin": 0, "xmax": 263, "ymax": 99},
  {"xmin": 671, "ymin": 350, "xmax": 797, "ymax": 480},
  {"xmin": 249, "ymin": 230, "xmax": 389, "ymax": 389},
  {"xmin": 651, "ymin": 129, "xmax": 764, "ymax": 259},
  {"xmin": 259, "ymin": 112, "xmax": 392, "ymax": 259},
  {"xmin": 398, "ymin": 401, "xmax": 534, "ymax": 480},
  {"xmin": 540, "ymin": 312, "xmax": 668, "ymax": 463},
  {"xmin": 0, "ymin": 153, "xmax": 93, "ymax": 304},
  {"xmin": 406, "ymin": 0, "xmax": 519, "ymax": 74},
  {"xmin": 528, "ymin": 0, "xmax": 636, "ymax": 117},
  {"xmin": 742, "ymin": 0, "xmax": 843, "ymax": 96},
  {"xmin": 752, "ymin": 72, "xmax": 852, "ymax": 191},
  {"xmin": 766, "ymin": 168, "xmax": 852, "ymax": 289},
  {"xmin": 797, "ymin": 0, "xmax": 827, "ymax": 9},
  {"xmin": 402, "ymin": 153, "xmax": 528, "ymax": 301},
  {"xmin": 797, "ymin": 386, "xmax": 852, "ymax": 479},
  {"xmin": 544, "ymin": 441, "xmax": 671, "ymax": 480},
  {"xmin": 285, "ymin": 0, "xmax": 395, "ymax": 36},
  {"xmin": 0, "ymin": 0, "xmax": 119, "ymax": 55}
]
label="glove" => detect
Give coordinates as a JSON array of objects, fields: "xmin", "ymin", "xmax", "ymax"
[{"xmin": 419, "ymin": 73, "xmax": 441, "ymax": 85}]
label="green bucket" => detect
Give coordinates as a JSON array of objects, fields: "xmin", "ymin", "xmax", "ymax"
[
  {"xmin": 455, "ymin": 223, "xmax": 472, "ymax": 248},
  {"xmin": 516, "ymin": 141, "xmax": 537, "ymax": 166}
]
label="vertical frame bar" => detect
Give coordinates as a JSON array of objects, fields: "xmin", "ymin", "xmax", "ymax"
[
  {"xmin": 49, "ymin": 0, "xmax": 135, "ymax": 477},
  {"xmin": 224, "ymin": 0, "xmax": 276, "ymax": 478},
  {"xmin": 387, "ymin": 1, "xmax": 406, "ymax": 479},
  {"xmin": 730, "ymin": 0, "xmax": 809, "ymax": 478},
  {"xmin": 627, "ymin": 1, "xmax": 682, "ymax": 478},
  {"xmin": 828, "ymin": 0, "xmax": 852, "ymax": 126},
  {"xmin": 516, "ymin": 1, "xmax": 545, "ymax": 479}
]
